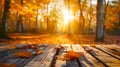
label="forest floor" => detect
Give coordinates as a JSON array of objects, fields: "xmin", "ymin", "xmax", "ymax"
[{"xmin": 0, "ymin": 34, "xmax": 120, "ymax": 45}]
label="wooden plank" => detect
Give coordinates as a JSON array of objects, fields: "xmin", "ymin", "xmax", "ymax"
[
  {"xmin": 66, "ymin": 59, "xmax": 79, "ymax": 67},
  {"xmin": 55, "ymin": 59, "xmax": 66, "ymax": 67},
  {"xmin": 26, "ymin": 49, "xmax": 36, "ymax": 55},
  {"xmin": 2, "ymin": 53, "xmax": 16, "ymax": 61},
  {"xmin": 3, "ymin": 53, "xmax": 15, "ymax": 58},
  {"xmin": 24, "ymin": 44, "xmax": 50, "ymax": 67},
  {"xmin": 7, "ymin": 58, "xmax": 19, "ymax": 64},
  {"xmin": 0, "ymin": 49, "xmax": 15, "ymax": 59},
  {"xmin": 26, "ymin": 45, "xmax": 52, "ymax": 66},
  {"xmin": 71, "ymin": 44, "xmax": 85, "ymax": 67},
  {"xmin": 64, "ymin": 44, "xmax": 71, "ymax": 52},
  {"xmin": 98, "ymin": 44, "xmax": 120, "ymax": 49},
  {"xmin": 39, "ymin": 45, "xmax": 57, "ymax": 67},
  {"xmin": 84, "ymin": 53, "xmax": 104, "ymax": 67},
  {"xmin": 55, "ymin": 44, "xmax": 80, "ymax": 67},
  {"xmin": 15, "ymin": 44, "xmax": 28, "ymax": 47},
  {"xmin": 0, "ymin": 50, "xmax": 10, "ymax": 59},
  {"xmin": 0, "ymin": 49, "xmax": 9, "ymax": 54},
  {"xmin": 70, "ymin": 44, "xmax": 104, "ymax": 67},
  {"xmin": 98, "ymin": 45, "xmax": 120, "ymax": 56},
  {"xmin": 16, "ymin": 52, "xmax": 34, "ymax": 66},
  {"xmin": 89, "ymin": 46, "xmax": 120, "ymax": 67},
  {"xmin": 17, "ymin": 45, "xmax": 48, "ymax": 67},
  {"xmin": 65, "ymin": 44, "xmax": 80, "ymax": 67},
  {"xmin": 71, "ymin": 44, "xmax": 85, "ymax": 53},
  {"xmin": 19, "ymin": 56, "xmax": 35, "ymax": 67},
  {"xmin": 0, "ymin": 44, "xmax": 47, "ymax": 67},
  {"xmin": 79, "ymin": 55, "xmax": 95, "ymax": 67},
  {"xmin": 84, "ymin": 46, "xmax": 109, "ymax": 67},
  {"xmin": 71, "ymin": 44, "xmax": 96, "ymax": 67},
  {"xmin": 55, "ymin": 44, "xmax": 67, "ymax": 67},
  {"xmin": 16, "ymin": 58, "xmax": 26, "ymax": 67},
  {"xmin": 96, "ymin": 45, "xmax": 120, "ymax": 60},
  {"xmin": 25, "ymin": 45, "xmax": 56, "ymax": 67}
]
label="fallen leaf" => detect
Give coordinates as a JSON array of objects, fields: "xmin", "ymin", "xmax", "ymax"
[
  {"xmin": 63, "ymin": 50, "xmax": 83, "ymax": 60},
  {"xmin": 8, "ymin": 45, "xmax": 16, "ymax": 50},
  {"xmin": 0, "ymin": 62, "xmax": 17, "ymax": 67},
  {"xmin": 14, "ymin": 51, "xmax": 32, "ymax": 58},
  {"xmin": 54, "ymin": 45, "xmax": 64, "ymax": 49},
  {"xmin": 35, "ymin": 49, "xmax": 43, "ymax": 55}
]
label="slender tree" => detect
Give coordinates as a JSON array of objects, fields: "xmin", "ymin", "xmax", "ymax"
[
  {"xmin": 118, "ymin": 0, "xmax": 120, "ymax": 35},
  {"xmin": 17, "ymin": 0, "xmax": 23, "ymax": 33},
  {"xmin": 103, "ymin": 0, "xmax": 109, "ymax": 36},
  {"xmin": 78, "ymin": 0, "xmax": 87, "ymax": 34},
  {"xmin": 0, "ymin": 0, "xmax": 10, "ymax": 39},
  {"xmin": 88, "ymin": 0, "xmax": 92, "ymax": 34},
  {"xmin": 95, "ymin": 0, "xmax": 104, "ymax": 42}
]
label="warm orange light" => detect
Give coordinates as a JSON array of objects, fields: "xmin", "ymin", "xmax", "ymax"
[
  {"xmin": 62, "ymin": 9, "xmax": 74, "ymax": 25},
  {"xmin": 38, "ymin": 15, "xmax": 42, "ymax": 19}
]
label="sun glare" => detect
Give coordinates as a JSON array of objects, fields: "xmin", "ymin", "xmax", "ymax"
[{"xmin": 63, "ymin": 9, "xmax": 74, "ymax": 25}]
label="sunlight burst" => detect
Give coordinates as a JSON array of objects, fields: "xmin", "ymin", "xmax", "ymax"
[{"xmin": 63, "ymin": 9, "xmax": 74, "ymax": 25}]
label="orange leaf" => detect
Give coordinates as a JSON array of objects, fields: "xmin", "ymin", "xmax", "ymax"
[
  {"xmin": 54, "ymin": 45, "xmax": 64, "ymax": 49},
  {"xmin": 8, "ymin": 45, "xmax": 16, "ymax": 50},
  {"xmin": 64, "ymin": 50, "xmax": 83, "ymax": 60},
  {"xmin": 0, "ymin": 62, "xmax": 17, "ymax": 67},
  {"xmin": 14, "ymin": 51, "xmax": 32, "ymax": 58},
  {"xmin": 35, "ymin": 49, "xmax": 43, "ymax": 55}
]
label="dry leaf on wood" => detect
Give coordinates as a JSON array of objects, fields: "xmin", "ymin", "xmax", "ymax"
[
  {"xmin": 63, "ymin": 50, "xmax": 83, "ymax": 60},
  {"xmin": 54, "ymin": 45, "xmax": 64, "ymax": 49},
  {"xmin": 14, "ymin": 51, "xmax": 32, "ymax": 58},
  {"xmin": 7, "ymin": 45, "xmax": 16, "ymax": 50},
  {"xmin": 0, "ymin": 62, "xmax": 17, "ymax": 67},
  {"xmin": 35, "ymin": 49, "xmax": 43, "ymax": 55}
]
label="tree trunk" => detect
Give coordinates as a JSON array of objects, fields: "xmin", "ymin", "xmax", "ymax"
[
  {"xmin": 103, "ymin": 0, "xmax": 109, "ymax": 36},
  {"xmin": 78, "ymin": 0, "xmax": 82, "ymax": 34},
  {"xmin": 81, "ymin": 11, "xmax": 85, "ymax": 34},
  {"xmin": 88, "ymin": 15, "xmax": 91, "ymax": 34},
  {"xmin": 68, "ymin": 0, "xmax": 70, "ymax": 34},
  {"xmin": 47, "ymin": 4, "xmax": 49, "ymax": 33},
  {"xmin": 17, "ymin": 15, "xmax": 23, "ymax": 33},
  {"xmin": 88, "ymin": 0, "xmax": 92, "ymax": 34},
  {"xmin": 78, "ymin": 0, "xmax": 86, "ymax": 35},
  {"xmin": 36, "ymin": 8, "xmax": 38, "ymax": 33},
  {"xmin": 95, "ymin": 0, "xmax": 104, "ymax": 42},
  {"xmin": 118, "ymin": 0, "xmax": 120, "ymax": 35},
  {"xmin": 17, "ymin": 0, "xmax": 23, "ymax": 33},
  {"xmin": 0, "ymin": 0, "xmax": 10, "ymax": 39}
]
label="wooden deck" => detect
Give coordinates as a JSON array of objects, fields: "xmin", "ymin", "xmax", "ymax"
[{"xmin": 0, "ymin": 44, "xmax": 120, "ymax": 67}]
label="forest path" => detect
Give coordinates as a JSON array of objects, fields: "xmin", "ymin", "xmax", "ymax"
[{"xmin": 0, "ymin": 34, "xmax": 120, "ymax": 45}]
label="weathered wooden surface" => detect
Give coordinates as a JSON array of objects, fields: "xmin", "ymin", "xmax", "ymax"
[
  {"xmin": 96, "ymin": 45, "xmax": 120, "ymax": 60},
  {"xmin": 0, "ymin": 44, "xmax": 120, "ymax": 67},
  {"xmin": 90, "ymin": 47, "xmax": 120, "ymax": 67},
  {"xmin": 85, "ymin": 45, "xmax": 120, "ymax": 67}
]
